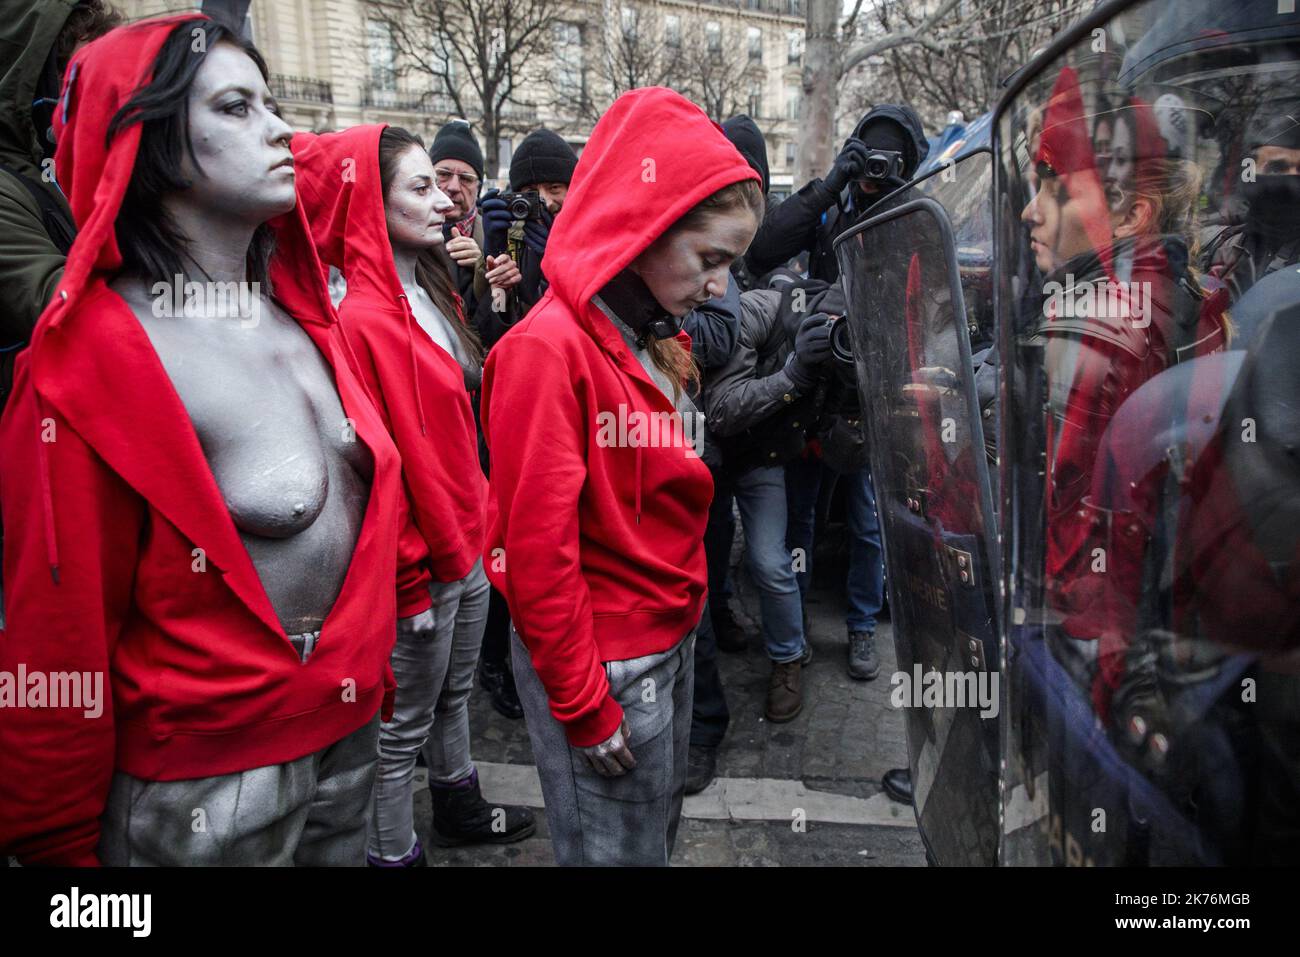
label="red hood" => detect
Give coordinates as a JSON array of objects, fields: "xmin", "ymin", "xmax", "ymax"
[
  {"xmin": 541, "ymin": 87, "xmax": 759, "ymax": 350},
  {"xmin": 291, "ymin": 125, "xmax": 486, "ymax": 584},
  {"xmin": 291, "ymin": 125, "xmax": 406, "ymax": 304}
]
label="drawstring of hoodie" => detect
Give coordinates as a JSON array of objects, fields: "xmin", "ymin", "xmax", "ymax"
[
  {"xmin": 397, "ymin": 293, "xmax": 428, "ymax": 436},
  {"xmin": 34, "ymin": 390, "xmax": 60, "ymax": 584}
]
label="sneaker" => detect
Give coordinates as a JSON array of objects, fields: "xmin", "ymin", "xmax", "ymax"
[
  {"xmin": 847, "ymin": 629, "xmax": 881, "ymax": 681},
  {"xmin": 765, "ymin": 660, "xmax": 803, "ymax": 722},
  {"xmin": 685, "ymin": 745, "xmax": 718, "ymax": 795},
  {"xmin": 800, "ymin": 641, "xmax": 814, "ymax": 666}
]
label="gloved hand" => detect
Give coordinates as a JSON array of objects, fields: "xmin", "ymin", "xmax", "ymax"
[
  {"xmin": 521, "ymin": 204, "xmax": 553, "ymax": 256},
  {"xmin": 823, "ymin": 137, "xmax": 870, "ymax": 195},
  {"xmin": 575, "ymin": 717, "xmax": 636, "ymax": 777},
  {"xmin": 786, "ymin": 312, "xmax": 833, "ymax": 391},
  {"xmin": 479, "ymin": 188, "xmax": 512, "ymax": 257}
]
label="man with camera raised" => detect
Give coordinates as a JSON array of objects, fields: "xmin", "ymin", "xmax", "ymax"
[
  {"xmin": 744, "ymin": 104, "xmax": 929, "ymax": 284},
  {"xmin": 474, "ymin": 128, "xmax": 579, "ymax": 348}
]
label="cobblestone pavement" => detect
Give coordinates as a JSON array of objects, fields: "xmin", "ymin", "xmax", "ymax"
[{"xmin": 416, "ymin": 557, "xmax": 928, "ymax": 867}]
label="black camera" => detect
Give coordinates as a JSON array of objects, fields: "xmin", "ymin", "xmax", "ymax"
[
  {"xmin": 862, "ymin": 149, "xmax": 904, "ymax": 181},
  {"xmin": 828, "ymin": 314, "xmax": 853, "ymax": 365},
  {"xmin": 500, "ymin": 190, "xmax": 545, "ymax": 221}
]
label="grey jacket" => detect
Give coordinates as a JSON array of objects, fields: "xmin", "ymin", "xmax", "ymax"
[{"xmin": 704, "ymin": 288, "xmax": 803, "ymax": 437}]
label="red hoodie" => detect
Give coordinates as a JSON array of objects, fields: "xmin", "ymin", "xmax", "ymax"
[
  {"xmin": 481, "ymin": 88, "xmax": 759, "ymax": 747},
  {"xmin": 291, "ymin": 126, "xmax": 486, "ymax": 596},
  {"xmin": 0, "ymin": 15, "xmax": 413, "ymax": 865}
]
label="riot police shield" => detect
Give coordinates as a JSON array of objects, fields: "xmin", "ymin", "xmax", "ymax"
[
  {"xmin": 994, "ymin": 0, "xmax": 1300, "ymax": 865},
  {"xmin": 834, "ymin": 195, "xmax": 1001, "ymax": 866}
]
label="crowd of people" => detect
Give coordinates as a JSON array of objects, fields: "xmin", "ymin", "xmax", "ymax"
[
  {"xmin": 0, "ymin": 6, "xmax": 909, "ymax": 868},
  {"xmin": 2, "ymin": 1, "xmax": 1293, "ymax": 870}
]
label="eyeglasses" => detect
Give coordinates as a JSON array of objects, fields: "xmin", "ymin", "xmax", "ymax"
[{"xmin": 434, "ymin": 167, "xmax": 480, "ymax": 189}]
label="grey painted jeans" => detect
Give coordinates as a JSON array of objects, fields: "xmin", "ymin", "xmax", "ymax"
[
  {"xmin": 98, "ymin": 712, "xmax": 381, "ymax": 866},
  {"xmin": 369, "ymin": 558, "xmax": 490, "ymax": 860},
  {"xmin": 512, "ymin": 625, "xmax": 695, "ymax": 866}
]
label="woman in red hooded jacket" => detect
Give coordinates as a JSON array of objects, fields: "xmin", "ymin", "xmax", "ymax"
[
  {"xmin": 482, "ymin": 87, "xmax": 763, "ymax": 865},
  {"xmin": 0, "ymin": 15, "xmax": 423, "ymax": 866},
  {"xmin": 291, "ymin": 123, "xmax": 534, "ymax": 865}
]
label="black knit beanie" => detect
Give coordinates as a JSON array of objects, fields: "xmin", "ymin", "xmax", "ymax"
[
  {"xmin": 509, "ymin": 129, "xmax": 579, "ymax": 191},
  {"xmin": 429, "ymin": 121, "xmax": 485, "ymax": 182}
]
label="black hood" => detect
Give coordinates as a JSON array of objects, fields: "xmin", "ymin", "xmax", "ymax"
[
  {"xmin": 851, "ymin": 104, "xmax": 930, "ymax": 181},
  {"xmin": 723, "ymin": 114, "xmax": 769, "ymax": 194}
]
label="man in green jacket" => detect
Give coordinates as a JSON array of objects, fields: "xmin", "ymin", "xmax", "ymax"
[{"xmin": 0, "ymin": 0, "xmax": 119, "ymax": 410}]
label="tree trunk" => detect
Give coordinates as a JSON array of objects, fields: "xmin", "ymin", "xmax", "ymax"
[{"xmin": 798, "ymin": 0, "xmax": 840, "ymax": 189}]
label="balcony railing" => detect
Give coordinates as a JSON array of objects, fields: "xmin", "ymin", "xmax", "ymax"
[
  {"xmin": 361, "ymin": 84, "xmax": 458, "ymax": 115},
  {"xmin": 270, "ymin": 74, "xmax": 333, "ymax": 104}
]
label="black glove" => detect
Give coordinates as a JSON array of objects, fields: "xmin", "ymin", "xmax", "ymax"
[
  {"xmin": 522, "ymin": 204, "xmax": 553, "ymax": 256},
  {"xmin": 786, "ymin": 312, "xmax": 833, "ymax": 390},
  {"xmin": 823, "ymin": 138, "xmax": 870, "ymax": 195},
  {"xmin": 479, "ymin": 188, "xmax": 512, "ymax": 257}
]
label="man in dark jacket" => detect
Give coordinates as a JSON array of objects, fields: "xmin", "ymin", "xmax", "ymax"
[
  {"xmin": 744, "ymin": 104, "xmax": 929, "ymax": 283},
  {"xmin": 475, "ymin": 127, "xmax": 577, "ymax": 348},
  {"xmin": 0, "ymin": 0, "xmax": 119, "ymax": 411},
  {"xmin": 702, "ymin": 277, "xmax": 842, "ymax": 727},
  {"xmin": 428, "ymin": 120, "xmax": 488, "ymax": 309}
]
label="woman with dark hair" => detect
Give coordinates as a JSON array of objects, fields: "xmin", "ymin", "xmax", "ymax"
[
  {"xmin": 0, "ymin": 15, "xmax": 423, "ymax": 866},
  {"xmin": 291, "ymin": 123, "xmax": 534, "ymax": 866},
  {"xmin": 482, "ymin": 87, "xmax": 763, "ymax": 865},
  {"xmin": 1019, "ymin": 70, "xmax": 1228, "ymax": 694}
]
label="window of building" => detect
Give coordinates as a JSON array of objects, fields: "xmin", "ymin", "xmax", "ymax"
[
  {"xmin": 665, "ymin": 14, "xmax": 680, "ymax": 48},
  {"xmin": 785, "ymin": 140, "xmax": 796, "ymax": 168},
  {"xmin": 553, "ymin": 22, "xmax": 583, "ymax": 99},
  {"xmin": 621, "ymin": 6, "xmax": 638, "ymax": 40},
  {"xmin": 706, "ymin": 20, "xmax": 721, "ymax": 55},
  {"xmin": 747, "ymin": 27, "xmax": 762, "ymax": 64},
  {"xmin": 748, "ymin": 81, "xmax": 763, "ymax": 118},
  {"xmin": 367, "ymin": 20, "xmax": 397, "ymax": 92},
  {"xmin": 788, "ymin": 30, "xmax": 802, "ymax": 65},
  {"xmin": 785, "ymin": 84, "xmax": 800, "ymax": 121}
]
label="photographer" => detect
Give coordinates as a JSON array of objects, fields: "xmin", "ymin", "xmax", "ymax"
[
  {"xmin": 474, "ymin": 128, "xmax": 578, "ymax": 347},
  {"xmin": 744, "ymin": 104, "xmax": 929, "ymax": 283},
  {"xmin": 703, "ymin": 276, "xmax": 851, "ymax": 722}
]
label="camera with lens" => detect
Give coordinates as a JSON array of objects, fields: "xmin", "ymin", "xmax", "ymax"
[
  {"xmin": 827, "ymin": 315, "xmax": 858, "ymax": 388},
  {"xmin": 500, "ymin": 190, "xmax": 545, "ymax": 221},
  {"xmin": 862, "ymin": 149, "xmax": 905, "ymax": 181}
]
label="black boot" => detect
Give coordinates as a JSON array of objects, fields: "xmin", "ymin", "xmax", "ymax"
[
  {"xmin": 478, "ymin": 658, "xmax": 524, "ymax": 720},
  {"xmin": 429, "ymin": 768, "xmax": 536, "ymax": 846},
  {"xmin": 882, "ymin": 767, "xmax": 913, "ymax": 805}
]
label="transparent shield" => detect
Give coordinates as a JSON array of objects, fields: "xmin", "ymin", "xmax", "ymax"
[
  {"xmin": 995, "ymin": 0, "xmax": 1300, "ymax": 865},
  {"xmin": 835, "ymin": 197, "xmax": 1001, "ymax": 866}
]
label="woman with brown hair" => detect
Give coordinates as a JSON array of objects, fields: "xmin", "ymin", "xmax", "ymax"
[{"xmin": 481, "ymin": 88, "xmax": 763, "ymax": 865}]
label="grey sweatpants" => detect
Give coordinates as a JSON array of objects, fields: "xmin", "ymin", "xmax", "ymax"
[
  {"xmin": 98, "ymin": 712, "xmax": 381, "ymax": 866},
  {"xmin": 511, "ymin": 626, "xmax": 695, "ymax": 866}
]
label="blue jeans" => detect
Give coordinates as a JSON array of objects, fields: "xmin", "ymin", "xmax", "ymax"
[
  {"xmin": 785, "ymin": 457, "xmax": 884, "ymax": 634},
  {"xmin": 733, "ymin": 466, "xmax": 806, "ymax": 663}
]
